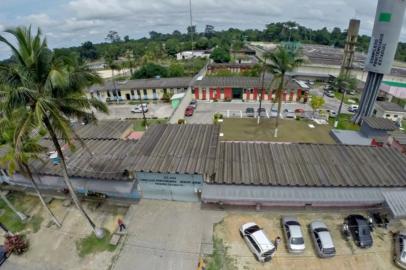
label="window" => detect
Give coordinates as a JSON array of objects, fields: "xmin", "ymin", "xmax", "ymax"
[
  {"xmin": 163, "ymin": 88, "xmax": 167, "ymax": 94},
  {"xmin": 386, "ymin": 114, "xmax": 391, "ymax": 118},
  {"xmin": 143, "ymin": 89, "xmax": 148, "ymax": 96},
  {"xmin": 107, "ymin": 91, "xmax": 111, "ymax": 97},
  {"xmin": 152, "ymin": 89, "xmax": 157, "ymax": 94},
  {"xmin": 221, "ymin": 88, "xmax": 224, "ymax": 94},
  {"xmin": 96, "ymin": 90, "xmax": 100, "ymax": 96},
  {"xmin": 131, "ymin": 90, "xmax": 135, "ymax": 96},
  {"xmin": 247, "ymin": 235, "xmax": 260, "ymax": 253},
  {"xmin": 394, "ymin": 115, "xmax": 399, "ymax": 118},
  {"xmin": 137, "ymin": 89, "xmax": 141, "ymax": 96},
  {"xmin": 118, "ymin": 90, "xmax": 122, "ymax": 96}
]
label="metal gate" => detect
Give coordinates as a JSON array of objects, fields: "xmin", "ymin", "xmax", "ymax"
[{"xmin": 137, "ymin": 172, "xmax": 202, "ymax": 202}]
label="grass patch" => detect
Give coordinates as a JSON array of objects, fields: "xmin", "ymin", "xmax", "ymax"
[
  {"xmin": 221, "ymin": 118, "xmax": 335, "ymax": 144},
  {"xmin": 206, "ymin": 236, "xmax": 236, "ymax": 270},
  {"xmin": 30, "ymin": 215, "xmax": 44, "ymax": 233},
  {"xmin": 334, "ymin": 92, "xmax": 359, "ymax": 105},
  {"xmin": 329, "ymin": 114, "xmax": 360, "ymax": 131},
  {"xmin": 133, "ymin": 118, "xmax": 167, "ymax": 131},
  {"xmin": 76, "ymin": 231, "xmax": 116, "ymax": 258},
  {"xmin": 0, "ymin": 192, "xmax": 41, "ymax": 233}
]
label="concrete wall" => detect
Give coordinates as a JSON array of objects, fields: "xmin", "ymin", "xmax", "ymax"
[
  {"xmin": 8, "ymin": 173, "xmax": 140, "ymax": 200},
  {"xmin": 360, "ymin": 124, "xmax": 390, "ymax": 138},
  {"xmin": 136, "ymin": 172, "xmax": 203, "ymax": 202}
]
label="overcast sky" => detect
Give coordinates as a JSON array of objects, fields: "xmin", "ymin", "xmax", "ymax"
[{"xmin": 1, "ymin": 0, "xmax": 406, "ymax": 59}]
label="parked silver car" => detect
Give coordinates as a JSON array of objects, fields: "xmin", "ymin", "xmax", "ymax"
[
  {"xmin": 395, "ymin": 231, "xmax": 406, "ymax": 269},
  {"xmin": 240, "ymin": 222, "xmax": 275, "ymax": 262},
  {"xmin": 309, "ymin": 221, "xmax": 336, "ymax": 258},
  {"xmin": 282, "ymin": 216, "xmax": 305, "ymax": 253}
]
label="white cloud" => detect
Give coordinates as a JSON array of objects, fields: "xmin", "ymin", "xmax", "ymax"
[
  {"xmin": 24, "ymin": 13, "xmax": 56, "ymax": 27},
  {"xmin": 3, "ymin": 0, "xmax": 406, "ymax": 59}
]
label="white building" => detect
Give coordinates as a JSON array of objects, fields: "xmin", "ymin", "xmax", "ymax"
[
  {"xmin": 373, "ymin": 101, "xmax": 406, "ymax": 122},
  {"xmin": 176, "ymin": 50, "xmax": 210, "ymax": 61}
]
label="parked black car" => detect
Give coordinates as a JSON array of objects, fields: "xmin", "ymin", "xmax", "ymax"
[{"xmin": 343, "ymin": 215, "xmax": 373, "ymax": 248}]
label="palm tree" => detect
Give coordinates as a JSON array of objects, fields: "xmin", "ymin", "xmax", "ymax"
[
  {"xmin": 0, "ymin": 26, "xmax": 108, "ymax": 237},
  {"xmin": 267, "ymin": 46, "xmax": 303, "ymax": 137},
  {"xmin": 0, "ymin": 110, "xmax": 61, "ymax": 227}
]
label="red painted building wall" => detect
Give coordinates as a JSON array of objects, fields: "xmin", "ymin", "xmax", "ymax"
[
  {"xmin": 194, "ymin": 87, "xmax": 199, "ymax": 100},
  {"xmin": 297, "ymin": 89, "xmax": 302, "ymax": 102},
  {"xmin": 216, "ymin": 88, "xmax": 221, "ymax": 99},
  {"xmin": 224, "ymin": 87, "xmax": 232, "ymax": 99},
  {"xmin": 209, "ymin": 88, "xmax": 214, "ymax": 100},
  {"xmin": 253, "ymin": 88, "xmax": 258, "ymax": 100},
  {"xmin": 202, "ymin": 89, "xmax": 206, "ymax": 100}
]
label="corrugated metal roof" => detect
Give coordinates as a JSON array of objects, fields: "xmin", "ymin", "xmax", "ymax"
[
  {"xmin": 29, "ymin": 139, "xmax": 140, "ymax": 181},
  {"xmin": 383, "ymin": 190, "xmax": 406, "ymax": 218},
  {"xmin": 362, "ymin": 117, "xmax": 398, "ymax": 131},
  {"xmin": 376, "ymin": 101, "xmax": 406, "ymax": 112},
  {"xmin": 72, "ymin": 120, "xmax": 134, "ymax": 140},
  {"xmin": 193, "ymin": 76, "xmax": 299, "ymax": 89},
  {"xmin": 211, "ymin": 141, "xmax": 406, "ymax": 187},
  {"xmin": 202, "ymin": 184, "xmax": 396, "ymax": 205},
  {"xmin": 133, "ymin": 124, "xmax": 219, "ymax": 175},
  {"xmin": 391, "ymin": 131, "xmax": 406, "ymax": 145},
  {"xmin": 88, "ymin": 77, "xmax": 192, "ymax": 92}
]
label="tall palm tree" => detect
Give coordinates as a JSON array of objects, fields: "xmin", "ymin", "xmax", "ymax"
[
  {"xmin": 0, "ymin": 26, "xmax": 108, "ymax": 237},
  {"xmin": 267, "ymin": 46, "xmax": 303, "ymax": 137},
  {"xmin": 0, "ymin": 110, "xmax": 61, "ymax": 227}
]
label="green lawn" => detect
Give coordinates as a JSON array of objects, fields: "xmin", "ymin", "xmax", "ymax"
[
  {"xmin": 328, "ymin": 114, "xmax": 360, "ymax": 131},
  {"xmin": 76, "ymin": 231, "xmax": 116, "ymax": 257},
  {"xmin": 0, "ymin": 192, "xmax": 44, "ymax": 233},
  {"xmin": 221, "ymin": 118, "xmax": 335, "ymax": 144},
  {"xmin": 133, "ymin": 118, "xmax": 168, "ymax": 131},
  {"xmin": 334, "ymin": 92, "xmax": 359, "ymax": 105}
]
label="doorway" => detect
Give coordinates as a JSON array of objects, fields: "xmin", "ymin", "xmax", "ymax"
[{"xmin": 232, "ymin": 88, "xmax": 243, "ymax": 99}]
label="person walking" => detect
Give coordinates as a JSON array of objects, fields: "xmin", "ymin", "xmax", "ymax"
[
  {"xmin": 275, "ymin": 236, "xmax": 281, "ymax": 250},
  {"xmin": 118, "ymin": 218, "xmax": 126, "ymax": 232}
]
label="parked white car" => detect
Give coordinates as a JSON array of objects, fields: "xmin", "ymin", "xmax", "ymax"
[
  {"xmin": 395, "ymin": 231, "xmax": 406, "ymax": 269},
  {"xmin": 282, "ymin": 216, "xmax": 305, "ymax": 253},
  {"xmin": 309, "ymin": 221, "xmax": 336, "ymax": 258},
  {"xmin": 240, "ymin": 222, "xmax": 275, "ymax": 262},
  {"xmin": 131, "ymin": 104, "xmax": 148, "ymax": 113}
]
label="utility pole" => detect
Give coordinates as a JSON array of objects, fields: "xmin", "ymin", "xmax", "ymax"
[
  {"xmin": 257, "ymin": 60, "xmax": 266, "ymax": 125},
  {"xmin": 189, "ymin": 0, "xmax": 195, "ymax": 73},
  {"xmin": 139, "ymin": 93, "xmax": 148, "ymax": 130},
  {"xmin": 334, "ymin": 82, "xmax": 348, "ymax": 128}
]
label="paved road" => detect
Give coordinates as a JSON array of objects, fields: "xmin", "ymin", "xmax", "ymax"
[
  {"xmin": 93, "ymin": 103, "xmax": 174, "ymax": 120},
  {"xmin": 112, "ymin": 200, "xmax": 224, "ymax": 270}
]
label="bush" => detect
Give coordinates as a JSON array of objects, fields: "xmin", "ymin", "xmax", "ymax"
[
  {"xmin": 178, "ymin": 119, "xmax": 185, "ymax": 125},
  {"xmin": 161, "ymin": 92, "xmax": 173, "ymax": 103},
  {"xmin": 5, "ymin": 234, "xmax": 29, "ymax": 255}
]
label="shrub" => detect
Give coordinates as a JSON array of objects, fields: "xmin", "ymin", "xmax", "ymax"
[
  {"xmin": 5, "ymin": 234, "xmax": 29, "ymax": 255},
  {"xmin": 161, "ymin": 92, "xmax": 173, "ymax": 103},
  {"xmin": 178, "ymin": 119, "xmax": 185, "ymax": 125}
]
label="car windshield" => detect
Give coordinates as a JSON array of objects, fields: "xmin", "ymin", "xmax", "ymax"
[
  {"xmin": 286, "ymin": 221, "xmax": 300, "ymax": 226},
  {"xmin": 246, "ymin": 108, "xmax": 254, "ymax": 112},
  {"xmin": 291, "ymin": 237, "xmax": 304, "ymax": 245},
  {"xmin": 314, "ymin": 228, "xmax": 328, "ymax": 233},
  {"xmin": 245, "ymin": 225, "xmax": 260, "ymax": 234}
]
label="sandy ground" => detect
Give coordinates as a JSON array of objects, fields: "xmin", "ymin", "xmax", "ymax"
[
  {"xmin": 3, "ymin": 197, "xmax": 128, "ymax": 270},
  {"xmin": 214, "ymin": 210, "xmax": 406, "ymax": 270}
]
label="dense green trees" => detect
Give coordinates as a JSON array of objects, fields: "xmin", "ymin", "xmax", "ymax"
[
  {"xmin": 132, "ymin": 63, "xmax": 168, "ymax": 79},
  {"xmin": 4, "ymin": 21, "xmax": 406, "ymax": 65},
  {"xmin": 210, "ymin": 47, "xmax": 231, "ymax": 63}
]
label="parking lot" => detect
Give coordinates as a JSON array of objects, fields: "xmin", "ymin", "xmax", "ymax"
[
  {"xmin": 213, "ymin": 210, "xmax": 405, "ymax": 270},
  {"xmin": 187, "ymin": 101, "xmax": 313, "ymax": 124}
]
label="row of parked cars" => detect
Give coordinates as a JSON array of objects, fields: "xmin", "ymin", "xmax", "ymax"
[{"xmin": 240, "ymin": 214, "xmax": 406, "ymax": 268}]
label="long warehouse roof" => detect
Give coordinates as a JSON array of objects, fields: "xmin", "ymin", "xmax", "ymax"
[{"xmin": 210, "ymin": 141, "xmax": 406, "ymax": 188}]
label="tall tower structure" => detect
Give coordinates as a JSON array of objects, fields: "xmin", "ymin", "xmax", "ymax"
[
  {"xmin": 340, "ymin": 19, "xmax": 360, "ymax": 78},
  {"xmin": 353, "ymin": 0, "xmax": 406, "ymax": 124}
]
